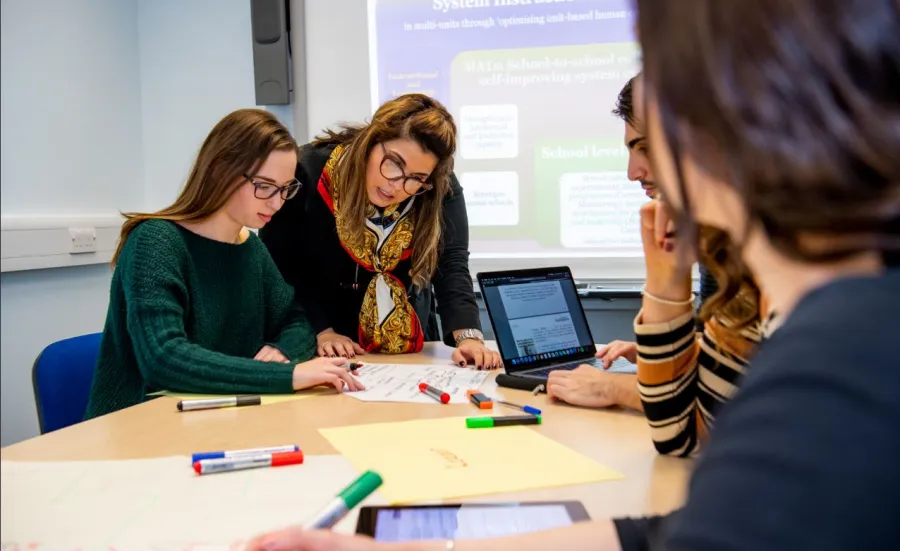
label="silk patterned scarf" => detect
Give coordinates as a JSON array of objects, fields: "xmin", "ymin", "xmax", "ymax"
[{"xmin": 317, "ymin": 145, "xmax": 424, "ymax": 354}]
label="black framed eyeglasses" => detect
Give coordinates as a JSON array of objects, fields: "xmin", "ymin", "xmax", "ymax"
[
  {"xmin": 244, "ymin": 174, "xmax": 302, "ymax": 200},
  {"xmin": 379, "ymin": 143, "xmax": 434, "ymax": 196}
]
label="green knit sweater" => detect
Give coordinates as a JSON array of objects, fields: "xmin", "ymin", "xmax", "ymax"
[{"xmin": 85, "ymin": 219, "xmax": 317, "ymax": 419}]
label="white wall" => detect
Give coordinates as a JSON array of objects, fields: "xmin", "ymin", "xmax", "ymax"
[
  {"xmin": 138, "ymin": 0, "xmax": 258, "ymax": 210},
  {"xmin": 302, "ymin": 0, "xmax": 372, "ymax": 139},
  {"xmin": 0, "ymin": 0, "xmax": 265, "ymax": 446},
  {"xmin": 0, "ymin": 0, "xmax": 144, "ymax": 216},
  {"xmin": 0, "ymin": 0, "xmax": 143, "ymax": 446},
  {"xmin": 0, "ymin": 265, "xmax": 113, "ymax": 445}
]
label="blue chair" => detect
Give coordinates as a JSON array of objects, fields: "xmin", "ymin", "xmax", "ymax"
[{"xmin": 32, "ymin": 332, "xmax": 102, "ymax": 433}]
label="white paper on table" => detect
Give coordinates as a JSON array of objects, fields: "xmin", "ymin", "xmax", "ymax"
[
  {"xmin": 347, "ymin": 363, "xmax": 489, "ymax": 404},
  {"xmin": 1, "ymin": 454, "xmax": 384, "ymax": 550}
]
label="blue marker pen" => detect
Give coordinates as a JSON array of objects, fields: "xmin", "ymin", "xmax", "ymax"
[
  {"xmin": 191, "ymin": 444, "xmax": 300, "ymax": 463},
  {"xmin": 496, "ymin": 399, "xmax": 542, "ymax": 415}
]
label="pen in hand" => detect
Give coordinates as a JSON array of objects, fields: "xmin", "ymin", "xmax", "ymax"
[{"xmin": 305, "ymin": 471, "xmax": 383, "ymax": 529}]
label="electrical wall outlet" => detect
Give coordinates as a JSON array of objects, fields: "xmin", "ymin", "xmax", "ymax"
[{"xmin": 68, "ymin": 227, "xmax": 97, "ymax": 254}]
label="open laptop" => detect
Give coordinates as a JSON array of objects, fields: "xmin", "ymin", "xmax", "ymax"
[{"xmin": 477, "ymin": 267, "xmax": 637, "ymax": 382}]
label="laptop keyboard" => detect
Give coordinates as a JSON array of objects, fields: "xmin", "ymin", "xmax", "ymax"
[{"xmin": 521, "ymin": 356, "xmax": 636, "ymax": 379}]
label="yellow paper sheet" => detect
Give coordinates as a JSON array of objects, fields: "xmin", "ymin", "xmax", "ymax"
[
  {"xmin": 153, "ymin": 389, "xmax": 328, "ymax": 406},
  {"xmin": 320, "ymin": 417, "xmax": 623, "ymax": 504}
]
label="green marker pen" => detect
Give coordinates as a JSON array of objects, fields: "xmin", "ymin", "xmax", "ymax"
[
  {"xmin": 466, "ymin": 414, "xmax": 542, "ymax": 428},
  {"xmin": 304, "ymin": 470, "xmax": 383, "ymax": 529}
]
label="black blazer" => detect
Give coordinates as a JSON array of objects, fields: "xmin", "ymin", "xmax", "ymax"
[{"xmin": 259, "ymin": 143, "xmax": 481, "ymax": 346}]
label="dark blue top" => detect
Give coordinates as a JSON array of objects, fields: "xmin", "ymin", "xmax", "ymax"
[
  {"xmin": 697, "ymin": 263, "xmax": 718, "ymax": 307},
  {"xmin": 616, "ymin": 268, "xmax": 900, "ymax": 550}
]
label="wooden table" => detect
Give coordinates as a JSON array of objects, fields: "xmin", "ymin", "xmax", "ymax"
[{"xmin": 1, "ymin": 343, "xmax": 691, "ymax": 520}]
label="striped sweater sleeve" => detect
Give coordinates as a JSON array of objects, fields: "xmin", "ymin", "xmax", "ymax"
[{"xmin": 634, "ymin": 311, "xmax": 759, "ymax": 457}]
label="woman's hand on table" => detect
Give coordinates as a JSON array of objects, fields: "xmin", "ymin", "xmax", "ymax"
[
  {"xmin": 292, "ymin": 357, "xmax": 365, "ymax": 393},
  {"xmin": 452, "ymin": 339, "xmax": 502, "ymax": 371},
  {"xmin": 255, "ymin": 345, "xmax": 291, "ymax": 363},
  {"xmin": 317, "ymin": 329, "xmax": 366, "ymax": 359}
]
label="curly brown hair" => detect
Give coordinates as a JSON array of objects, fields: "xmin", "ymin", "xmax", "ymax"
[{"xmin": 698, "ymin": 226, "xmax": 762, "ymax": 335}]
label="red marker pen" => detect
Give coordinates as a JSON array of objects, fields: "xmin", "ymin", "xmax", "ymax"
[
  {"xmin": 192, "ymin": 450, "xmax": 304, "ymax": 475},
  {"xmin": 419, "ymin": 382, "xmax": 450, "ymax": 404}
]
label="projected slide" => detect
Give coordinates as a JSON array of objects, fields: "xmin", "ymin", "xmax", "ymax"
[{"xmin": 369, "ymin": 0, "xmax": 644, "ymax": 256}]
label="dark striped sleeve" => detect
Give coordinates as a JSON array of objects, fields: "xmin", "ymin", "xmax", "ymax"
[{"xmin": 635, "ymin": 311, "xmax": 757, "ymax": 457}]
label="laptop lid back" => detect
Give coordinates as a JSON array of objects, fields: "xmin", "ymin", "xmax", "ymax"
[{"xmin": 477, "ymin": 267, "xmax": 598, "ymax": 374}]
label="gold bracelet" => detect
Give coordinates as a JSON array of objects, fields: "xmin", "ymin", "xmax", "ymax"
[{"xmin": 641, "ymin": 285, "xmax": 696, "ymax": 306}]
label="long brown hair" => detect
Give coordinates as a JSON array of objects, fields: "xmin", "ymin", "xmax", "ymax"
[
  {"xmin": 312, "ymin": 93, "xmax": 457, "ymax": 289},
  {"xmin": 637, "ymin": 0, "xmax": 900, "ymax": 265},
  {"xmin": 112, "ymin": 109, "xmax": 297, "ymax": 265},
  {"xmin": 698, "ymin": 226, "xmax": 762, "ymax": 336}
]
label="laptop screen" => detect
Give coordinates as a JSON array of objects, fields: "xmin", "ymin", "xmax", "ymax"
[{"xmin": 479, "ymin": 268, "xmax": 596, "ymax": 368}]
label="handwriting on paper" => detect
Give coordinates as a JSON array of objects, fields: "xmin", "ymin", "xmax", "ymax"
[
  {"xmin": 430, "ymin": 448, "xmax": 468, "ymax": 469},
  {"xmin": 346, "ymin": 363, "xmax": 488, "ymax": 404}
]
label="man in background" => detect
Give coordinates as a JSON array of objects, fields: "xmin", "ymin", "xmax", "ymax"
[
  {"xmin": 547, "ymin": 74, "xmax": 718, "ymax": 409},
  {"xmin": 613, "ymin": 74, "xmax": 718, "ymax": 305},
  {"xmin": 612, "ymin": 75, "xmax": 656, "ymax": 199}
]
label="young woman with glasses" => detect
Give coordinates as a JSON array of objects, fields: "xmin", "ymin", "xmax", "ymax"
[
  {"xmin": 260, "ymin": 94, "xmax": 501, "ymax": 370},
  {"xmin": 84, "ymin": 109, "xmax": 363, "ymax": 419}
]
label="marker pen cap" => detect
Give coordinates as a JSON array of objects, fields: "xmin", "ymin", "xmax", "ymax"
[
  {"xmin": 467, "ymin": 390, "xmax": 493, "ymax": 409},
  {"xmin": 339, "ymin": 470, "xmax": 384, "ymax": 509},
  {"xmin": 235, "ymin": 395, "xmax": 262, "ymax": 407},
  {"xmin": 419, "ymin": 383, "xmax": 450, "ymax": 404},
  {"xmin": 466, "ymin": 415, "xmax": 543, "ymax": 428},
  {"xmin": 271, "ymin": 450, "xmax": 305, "ymax": 466},
  {"xmin": 466, "ymin": 417, "xmax": 495, "ymax": 429}
]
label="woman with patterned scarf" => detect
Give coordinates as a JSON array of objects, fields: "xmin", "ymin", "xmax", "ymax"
[{"xmin": 260, "ymin": 94, "xmax": 501, "ymax": 370}]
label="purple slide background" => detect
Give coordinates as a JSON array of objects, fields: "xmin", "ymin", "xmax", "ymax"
[{"xmin": 372, "ymin": 0, "xmax": 636, "ymax": 107}]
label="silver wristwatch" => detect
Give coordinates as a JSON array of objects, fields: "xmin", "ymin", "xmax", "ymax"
[{"xmin": 454, "ymin": 328, "xmax": 484, "ymax": 346}]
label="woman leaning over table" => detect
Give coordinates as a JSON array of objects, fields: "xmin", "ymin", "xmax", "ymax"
[
  {"xmin": 260, "ymin": 93, "xmax": 500, "ymax": 369},
  {"xmin": 84, "ymin": 109, "xmax": 363, "ymax": 420},
  {"xmin": 247, "ymin": 0, "xmax": 900, "ymax": 548}
]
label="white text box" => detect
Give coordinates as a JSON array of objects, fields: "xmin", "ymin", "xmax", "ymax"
[
  {"xmin": 461, "ymin": 171, "xmax": 519, "ymax": 226},
  {"xmin": 459, "ymin": 104, "xmax": 518, "ymax": 160},
  {"xmin": 559, "ymin": 172, "xmax": 645, "ymax": 248}
]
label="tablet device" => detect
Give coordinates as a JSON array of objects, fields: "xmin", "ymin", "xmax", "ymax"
[{"xmin": 355, "ymin": 501, "xmax": 590, "ymax": 542}]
